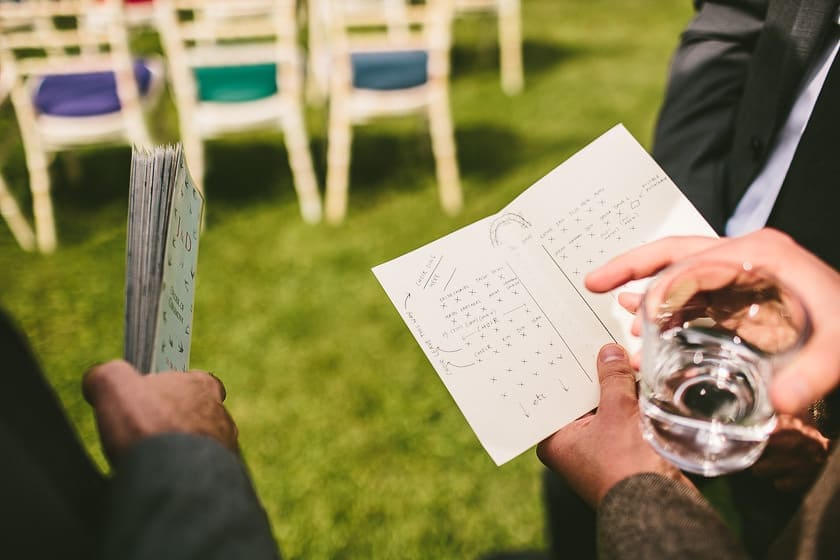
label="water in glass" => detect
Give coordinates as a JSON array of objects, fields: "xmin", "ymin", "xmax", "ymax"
[{"xmin": 639, "ymin": 326, "xmax": 777, "ymax": 476}]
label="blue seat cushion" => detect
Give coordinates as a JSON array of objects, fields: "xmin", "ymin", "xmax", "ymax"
[
  {"xmin": 33, "ymin": 60, "xmax": 153, "ymax": 117},
  {"xmin": 351, "ymin": 50, "xmax": 428, "ymax": 91},
  {"xmin": 193, "ymin": 64, "xmax": 278, "ymax": 103}
]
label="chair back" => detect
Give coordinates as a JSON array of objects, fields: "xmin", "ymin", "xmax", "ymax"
[
  {"xmin": 325, "ymin": 0, "xmax": 453, "ymax": 88},
  {"xmin": 321, "ymin": 0, "xmax": 461, "ymax": 223},
  {"xmin": 0, "ymin": 0, "xmax": 148, "ymax": 143},
  {"xmin": 155, "ymin": 0, "xmax": 323, "ymax": 223},
  {"xmin": 156, "ymin": 0, "xmax": 303, "ymax": 107}
]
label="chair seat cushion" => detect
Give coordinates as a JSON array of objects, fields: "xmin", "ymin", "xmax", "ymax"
[
  {"xmin": 33, "ymin": 60, "xmax": 153, "ymax": 117},
  {"xmin": 351, "ymin": 50, "xmax": 428, "ymax": 90},
  {"xmin": 193, "ymin": 64, "xmax": 278, "ymax": 103}
]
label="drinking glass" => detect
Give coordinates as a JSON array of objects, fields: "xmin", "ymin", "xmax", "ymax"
[{"xmin": 639, "ymin": 260, "xmax": 812, "ymax": 476}]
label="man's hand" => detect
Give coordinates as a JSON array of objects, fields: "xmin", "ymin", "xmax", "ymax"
[
  {"xmin": 584, "ymin": 229, "xmax": 840, "ymax": 416},
  {"xmin": 750, "ymin": 413, "xmax": 830, "ymax": 494},
  {"xmin": 83, "ymin": 360, "xmax": 238, "ymax": 463},
  {"xmin": 537, "ymin": 344, "xmax": 695, "ymax": 508}
]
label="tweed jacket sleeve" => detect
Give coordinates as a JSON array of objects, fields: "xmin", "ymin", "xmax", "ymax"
[{"xmin": 596, "ymin": 473, "xmax": 749, "ymax": 559}]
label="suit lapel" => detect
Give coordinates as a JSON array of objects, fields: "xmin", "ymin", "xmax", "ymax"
[{"xmin": 726, "ymin": 0, "xmax": 839, "ymax": 211}]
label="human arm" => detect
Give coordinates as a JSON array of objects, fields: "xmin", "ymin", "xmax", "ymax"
[
  {"xmin": 652, "ymin": 0, "xmax": 767, "ymax": 231},
  {"xmin": 537, "ymin": 345, "xmax": 749, "ymax": 559},
  {"xmin": 100, "ymin": 433, "xmax": 280, "ymax": 560},
  {"xmin": 83, "ymin": 361, "xmax": 280, "ymax": 560}
]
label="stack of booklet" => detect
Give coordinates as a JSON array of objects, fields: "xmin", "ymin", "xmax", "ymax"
[{"xmin": 124, "ymin": 145, "xmax": 203, "ymax": 374}]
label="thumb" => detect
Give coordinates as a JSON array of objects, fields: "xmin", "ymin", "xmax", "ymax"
[
  {"xmin": 596, "ymin": 344, "xmax": 637, "ymax": 413},
  {"xmin": 772, "ymin": 343, "xmax": 840, "ymax": 415}
]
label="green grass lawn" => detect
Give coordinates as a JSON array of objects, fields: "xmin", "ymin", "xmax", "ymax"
[{"xmin": 0, "ymin": 1, "xmax": 694, "ymax": 557}]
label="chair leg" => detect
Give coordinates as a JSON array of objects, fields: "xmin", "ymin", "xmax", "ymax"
[
  {"xmin": 498, "ymin": 0, "xmax": 524, "ymax": 95},
  {"xmin": 325, "ymin": 103, "xmax": 353, "ymax": 225},
  {"xmin": 11, "ymin": 86, "xmax": 56, "ymax": 252},
  {"xmin": 281, "ymin": 109, "xmax": 322, "ymax": 224},
  {"xmin": 428, "ymin": 92, "xmax": 463, "ymax": 215},
  {"xmin": 27, "ymin": 151, "xmax": 56, "ymax": 253},
  {"xmin": 0, "ymin": 172, "xmax": 35, "ymax": 251}
]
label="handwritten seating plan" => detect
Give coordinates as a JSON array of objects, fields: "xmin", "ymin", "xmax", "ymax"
[{"xmin": 373, "ymin": 125, "xmax": 716, "ymax": 465}]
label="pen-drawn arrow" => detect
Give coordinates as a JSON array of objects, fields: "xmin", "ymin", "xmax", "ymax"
[
  {"xmin": 435, "ymin": 345, "xmax": 462, "ymax": 353},
  {"xmin": 404, "ymin": 292, "xmax": 411, "ymax": 310},
  {"xmin": 445, "ymin": 361, "xmax": 475, "ymax": 369},
  {"xmin": 519, "ymin": 403, "xmax": 531, "ymax": 418}
]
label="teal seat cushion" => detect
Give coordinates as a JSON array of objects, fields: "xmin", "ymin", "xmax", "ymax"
[
  {"xmin": 351, "ymin": 50, "xmax": 428, "ymax": 90},
  {"xmin": 193, "ymin": 64, "xmax": 278, "ymax": 103}
]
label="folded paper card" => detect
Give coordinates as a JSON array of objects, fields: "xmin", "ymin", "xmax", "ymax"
[{"xmin": 373, "ymin": 124, "xmax": 716, "ymax": 465}]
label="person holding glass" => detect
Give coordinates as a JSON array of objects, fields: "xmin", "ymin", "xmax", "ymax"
[
  {"xmin": 538, "ymin": 228, "xmax": 840, "ymax": 558},
  {"xmin": 545, "ymin": 1, "xmax": 839, "ymax": 554}
]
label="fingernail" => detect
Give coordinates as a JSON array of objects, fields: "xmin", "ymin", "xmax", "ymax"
[{"xmin": 599, "ymin": 344, "xmax": 626, "ymax": 363}]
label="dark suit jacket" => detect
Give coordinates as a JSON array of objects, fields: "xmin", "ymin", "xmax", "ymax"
[
  {"xmin": 597, "ymin": 441, "xmax": 840, "ymax": 559},
  {"xmin": 102, "ymin": 433, "xmax": 281, "ymax": 560},
  {"xmin": 653, "ymin": 0, "xmax": 840, "ymax": 268},
  {"xmin": 0, "ymin": 309, "xmax": 106, "ymax": 559},
  {"xmin": 0, "ymin": 310, "xmax": 280, "ymax": 560}
]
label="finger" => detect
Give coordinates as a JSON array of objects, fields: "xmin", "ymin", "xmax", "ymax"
[
  {"xmin": 617, "ymin": 292, "xmax": 642, "ymax": 314},
  {"xmin": 585, "ymin": 236, "xmax": 722, "ymax": 293},
  {"xmin": 630, "ymin": 315, "xmax": 642, "ymax": 337},
  {"xmin": 192, "ymin": 370, "xmax": 227, "ymax": 402},
  {"xmin": 537, "ymin": 410, "xmax": 594, "ymax": 469},
  {"xmin": 772, "ymin": 344, "xmax": 840, "ymax": 414},
  {"xmin": 537, "ymin": 424, "xmax": 575, "ymax": 468},
  {"xmin": 596, "ymin": 344, "xmax": 636, "ymax": 414},
  {"xmin": 82, "ymin": 359, "xmax": 138, "ymax": 405},
  {"xmin": 629, "ymin": 351, "xmax": 641, "ymax": 371}
]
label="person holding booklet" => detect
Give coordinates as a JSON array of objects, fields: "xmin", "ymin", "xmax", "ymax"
[
  {"xmin": 538, "ymin": 228, "xmax": 840, "ymax": 558},
  {"xmin": 0, "ymin": 310, "xmax": 279, "ymax": 559}
]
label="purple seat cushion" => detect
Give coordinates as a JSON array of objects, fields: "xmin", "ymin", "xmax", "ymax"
[{"xmin": 33, "ymin": 60, "xmax": 153, "ymax": 117}]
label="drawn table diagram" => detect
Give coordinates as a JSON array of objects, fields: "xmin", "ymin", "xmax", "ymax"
[{"xmin": 373, "ymin": 125, "xmax": 717, "ymax": 465}]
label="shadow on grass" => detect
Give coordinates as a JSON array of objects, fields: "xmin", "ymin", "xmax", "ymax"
[
  {"xmin": 29, "ymin": 119, "xmax": 532, "ymax": 243},
  {"xmin": 451, "ymin": 38, "xmax": 583, "ymax": 86},
  {"xmin": 457, "ymin": 124, "xmax": 523, "ymax": 180},
  {"xmin": 162, "ymin": 121, "xmax": 527, "ymax": 218},
  {"xmin": 49, "ymin": 146, "xmax": 133, "ymax": 245},
  {"xmin": 477, "ymin": 552, "xmax": 547, "ymax": 560},
  {"xmin": 204, "ymin": 138, "xmax": 298, "ymax": 210},
  {"xmin": 318, "ymin": 121, "xmax": 528, "ymax": 212}
]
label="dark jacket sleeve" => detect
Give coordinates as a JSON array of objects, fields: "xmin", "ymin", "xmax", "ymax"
[
  {"xmin": 100, "ymin": 433, "xmax": 281, "ymax": 560},
  {"xmin": 652, "ymin": 0, "xmax": 767, "ymax": 231},
  {"xmin": 596, "ymin": 473, "xmax": 749, "ymax": 559}
]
